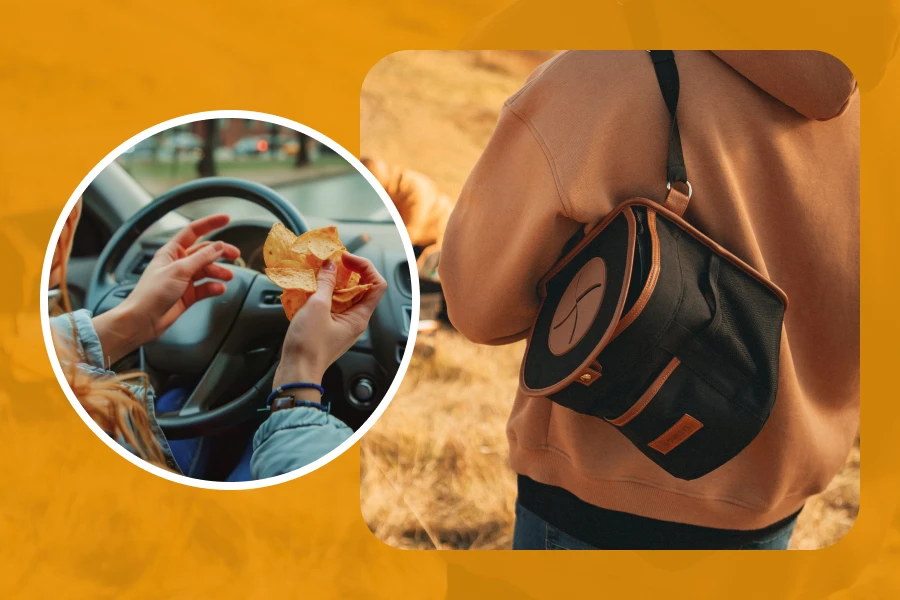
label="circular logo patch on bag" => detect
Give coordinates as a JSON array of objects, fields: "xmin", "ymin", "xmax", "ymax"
[{"xmin": 548, "ymin": 257, "xmax": 607, "ymax": 355}]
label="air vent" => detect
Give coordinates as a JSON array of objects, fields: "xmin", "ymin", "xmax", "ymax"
[
  {"xmin": 401, "ymin": 305, "xmax": 412, "ymax": 334},
  {"xmin": 395, "ymin": 261, "xmax": 412, "ymax": 297},
  {"xmin": 132, "ymin": 253, "xmax": 153, "ymax": 276}
]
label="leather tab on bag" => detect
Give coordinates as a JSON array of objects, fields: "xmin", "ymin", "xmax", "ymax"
[
  {"xmin": 663, "ymin": 186, "xmax": 690, "ymax": 217},
  {"xmin": 648, "ymin": 414, "xmax": 703, "ymax": 455}
]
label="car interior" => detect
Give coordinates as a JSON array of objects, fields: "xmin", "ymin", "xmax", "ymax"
[{"xmin": 66, "ymin": 162, "xmax": 412, "ymax": 481}]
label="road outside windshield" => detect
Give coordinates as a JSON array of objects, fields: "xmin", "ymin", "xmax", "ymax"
[{"xmin": 116, "ymin": 118, "xmax": 390, "ymax": 223}]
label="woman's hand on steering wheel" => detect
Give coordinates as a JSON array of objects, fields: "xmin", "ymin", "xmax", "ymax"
[
  {"xmin": 93, "ymin": 214, "xmax": 240, "ymax": 365},
  {"xmin": 273, "ymin": 253, "xmax": 388, "ymax": 401}
]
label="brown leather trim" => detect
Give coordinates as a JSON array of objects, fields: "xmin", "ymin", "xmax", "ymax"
[
  {"xmin": 611, "ymin": 209, "xmax": 660, "ymax": 340},
  {"xmin": 520, "ymin": 194, "xmax": 788, "ymax": 398},
  {"xmin": 538, "ymin": 197, "xmax": 788, "ymax": 308},
  {"xmin": 640, "ymin": 198, "xmax": 789, "ymax": 308},
  {"xmin": 662, "ymin": 186, "xmax": 690, "ymax": 217},
  {"xmin": 577, "ymin": 365, "xmax": 602, "ymax": 386},
  {"xmin": 606, "ymin": 357, "xmax": 680, "ymax": 426},
  {"xmin": 538, "ymin": 209, "xmax": 635, "ymax": 297},
  {"xmin": 648, "ymin": 414, "xmax": 703, "ymax": 455},
  {"xmin": 520, "ymin": 208, "xmax": 636, "ymax": 397}
]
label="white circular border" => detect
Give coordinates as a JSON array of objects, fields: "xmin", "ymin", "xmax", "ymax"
[{"xmin": 40, "ymin": 110, "xmax": 420, "ymax": 490}]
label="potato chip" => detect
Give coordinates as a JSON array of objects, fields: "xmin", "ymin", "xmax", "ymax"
[
  {"xmin": 263, "ymin": 223, "xmax": 298, "ymax": 268},
  {"xmin": 306, "ymin": 226, "xmax": 345, "ymax": 261},
  {"xmin": 335, "ymin": 263, "xmax": 359, "ymax": 289},
  {"xmin": 333, "ymin": 283, "xmax": 373, "ymax": 301},
  {"xmin": 281, "ymin": 289, "xmax": 312, "ymax": 321},
  {"xmin": 290, "ymin": 231, "xmax": 311, "ymax": 256},
  {"xmin": 265, "ymin": 223, "xmax": 368, "ymax": 319},
  {"xmin": 332, "ymin": 284, "xmax": 372, "ymax": 313},
  {"xmin": 332, "ymin": 284, "xmax": 373, "ymax": 313},
  {"xmin": 273, "ymin": 259, "xmax": 306, "ymax": 269},
  {"xmin": 265, "ymin": 267, "xmax": 317, "ymax": 292},
  {"xmin": 300, "ymin": 253, "xmax": 325, "ymax": 271}
]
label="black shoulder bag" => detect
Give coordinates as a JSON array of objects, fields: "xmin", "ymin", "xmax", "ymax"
[{"xmin": 520, "ymin": 51, "xmax": 788, "ymax": 480}]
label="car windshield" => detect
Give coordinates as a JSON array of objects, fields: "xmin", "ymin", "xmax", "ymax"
[{"xmin": 116, "ymin": 118, "xmax": 391, "ymax": 223}]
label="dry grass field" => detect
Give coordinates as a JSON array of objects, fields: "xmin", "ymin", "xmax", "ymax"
[{"xmin": 359, "ymin": 50, "xmax": 859, "ymax": 550}]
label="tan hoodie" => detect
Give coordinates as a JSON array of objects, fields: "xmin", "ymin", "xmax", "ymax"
[{"xmin": 440, "ymin": 50, "xmax": 859, "ymax": 530}]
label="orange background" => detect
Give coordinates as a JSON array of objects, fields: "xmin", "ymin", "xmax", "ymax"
[{"xmin": 0, "ymin": 1, "xmax": 896, "ymax": 597}]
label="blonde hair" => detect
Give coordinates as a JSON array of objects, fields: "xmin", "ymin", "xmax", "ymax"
[{"xmin": 50, "ymin": 208, "xmax": 171, "ymax": 470}]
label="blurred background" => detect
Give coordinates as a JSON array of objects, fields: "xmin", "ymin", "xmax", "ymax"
[
  {"xmin": 116, "ymin": 118, "xmax": 389, "ymax": 223},
  {"xmin": 358, "ymin": 50, "xmax": 859, "ymax": 550}
]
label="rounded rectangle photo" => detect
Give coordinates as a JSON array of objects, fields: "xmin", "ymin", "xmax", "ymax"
[{"xmin": 359, "ymin": 50, "xmax": 859, "ymax": 551}]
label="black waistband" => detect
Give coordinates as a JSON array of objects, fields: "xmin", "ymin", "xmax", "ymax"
[{"xmin": 517, "ymin": 475, "xmax": 801, "ymax": 550}]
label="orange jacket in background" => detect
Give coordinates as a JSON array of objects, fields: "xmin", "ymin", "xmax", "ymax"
[{"xmin": 362, "ymin": 157, "xmax": 454, "ymax": 249}]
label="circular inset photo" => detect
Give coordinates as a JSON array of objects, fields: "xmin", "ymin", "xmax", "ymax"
[{"xmin": 41, "ymin": 111, "xmax": 418, "ymax": 489}]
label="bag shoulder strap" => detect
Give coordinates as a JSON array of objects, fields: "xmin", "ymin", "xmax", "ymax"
[{"xmin": 648, "ymin": 50, "xmax": 691, "ymax": 216}]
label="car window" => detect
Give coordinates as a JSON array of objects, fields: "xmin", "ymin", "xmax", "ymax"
[{"xmin": 116, "ymin": 118, "xmax": 390, "ymax": 222}]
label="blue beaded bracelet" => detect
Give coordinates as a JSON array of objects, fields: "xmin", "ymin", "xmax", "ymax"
[{"xmin": 266, "ymin": 382, "xmax": 328, "ymax": 412}]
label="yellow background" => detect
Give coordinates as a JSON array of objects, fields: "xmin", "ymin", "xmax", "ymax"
[{"xmin": 0, "ymin": 0, "xmax": 893, "ymax": 597}]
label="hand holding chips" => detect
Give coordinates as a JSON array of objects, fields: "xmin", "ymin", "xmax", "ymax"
[{"xmin": 263, "ymin": 223, "xmax": 373, "ymax": 320}]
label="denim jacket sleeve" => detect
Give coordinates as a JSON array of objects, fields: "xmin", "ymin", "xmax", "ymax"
[
  {"xmin": 48, "ymin": 309, "xmax": 182, "ymax": 473},
  {"xmin": 50, "ymin": 310, "xmax": 350, "ymax": 479},
  {"xmin": 49, "ymin": 309, "xmax": 107, "ymax": 368},
  {"xmin": 250, "ymin": 408, "xmax": 353, "ymax": 479}
]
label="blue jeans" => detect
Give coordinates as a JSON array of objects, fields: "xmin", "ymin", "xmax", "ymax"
[
  {"xmin": 156, "ymin": 388, "xmax": 254, "ymax": 481},
  {"xmin": 512, "ymin": 503, "xmax": 797, "ymax": 550}
]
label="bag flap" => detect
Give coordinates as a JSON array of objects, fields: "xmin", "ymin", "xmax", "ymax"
[{"xmin": 520, "ymin": 207, "xmax": 637, "ymax": 396}]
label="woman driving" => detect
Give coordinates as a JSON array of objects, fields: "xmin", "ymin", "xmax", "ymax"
[{"xmin": 48, "ymin": 201, "xmax": 387, "ymax": 480}]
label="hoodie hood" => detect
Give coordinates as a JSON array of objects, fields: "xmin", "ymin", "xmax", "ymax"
[{"xmin": 712, "ymin": 50, "xmax": 857, "ymax": 121}]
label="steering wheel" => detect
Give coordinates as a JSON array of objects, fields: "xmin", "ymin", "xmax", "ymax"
[{"xmin": 86, "ymin": 178, "xmax": 309, "ymax": 439}]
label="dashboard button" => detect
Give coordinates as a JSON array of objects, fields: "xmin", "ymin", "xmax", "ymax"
[{"xmin": 351, "ymin": 377, "xmax": 375, "ymax": 403}]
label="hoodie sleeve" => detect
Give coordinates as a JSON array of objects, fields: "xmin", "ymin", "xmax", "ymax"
[{"xmin": 439, "ymin": 104, "xmax": 581, "ymax": 345}]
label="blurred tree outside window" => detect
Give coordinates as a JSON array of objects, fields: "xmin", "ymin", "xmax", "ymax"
[
  {"xmin": 114, "ymin": 118, "xmax": 389, "ymax": 222},
  {"xmin": 197, "ymin": 120, "xmax": 218, "ymax": 177}
]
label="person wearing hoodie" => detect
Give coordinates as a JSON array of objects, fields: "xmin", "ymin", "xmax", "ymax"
[{"xmin": 440, "ymin": 51, "xmax": 859, "ymax": 549}]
